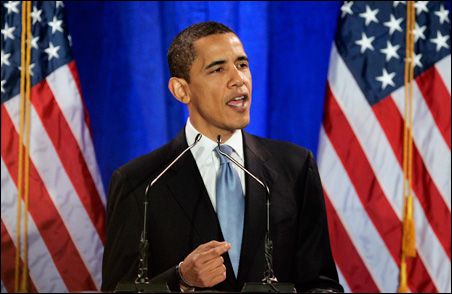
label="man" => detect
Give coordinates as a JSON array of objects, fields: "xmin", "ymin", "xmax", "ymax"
[{"xmin": 102, "ymin": 21, "xmax": 343, "ymax": 293}]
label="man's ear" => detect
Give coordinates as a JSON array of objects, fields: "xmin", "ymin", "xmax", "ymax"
[{"xmin": 168, "ymin": 77, "xmax": 190, "ymax": 104}]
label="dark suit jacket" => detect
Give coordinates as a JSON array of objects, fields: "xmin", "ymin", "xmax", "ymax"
[{"xmin": 101, "ymin": 129, "xmax": 343, "ymax": 292}]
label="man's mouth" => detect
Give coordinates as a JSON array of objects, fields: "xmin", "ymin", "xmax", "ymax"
[{"xmin": 226, "ymin": 95, "xmax": 248, "ymax": 109}]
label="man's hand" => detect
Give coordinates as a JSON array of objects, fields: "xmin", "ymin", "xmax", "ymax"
[{"xmin": 179, "ymin": 240, "xmax": 231, "ymax": 288}]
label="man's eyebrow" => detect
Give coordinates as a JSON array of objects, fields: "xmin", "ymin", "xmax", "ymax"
[
  {"xmin": 204, "ymin": 56, "xmax": 248, "ymax": 70},
  {"xmin": 205, "ymin": 60, "xmax": 226, "ymax": 70}
]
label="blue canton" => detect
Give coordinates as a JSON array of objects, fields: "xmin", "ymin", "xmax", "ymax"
[
  {"xmin": 1, "ymin": 1, "xmax": 73, "ymax": 104},
  {"xmin": 336, "ymin": 1, "xmax": 451, "ymax": 105}
]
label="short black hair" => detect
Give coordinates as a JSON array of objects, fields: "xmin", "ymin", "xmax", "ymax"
[{"xmin": 167, "ymin": 21, "xmax": 235, "ymax": 82}]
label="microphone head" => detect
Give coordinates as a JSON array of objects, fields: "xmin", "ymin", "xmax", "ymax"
[{"xmin": 194, "ymin": 133, "xmax": 202, "ymax": 143}]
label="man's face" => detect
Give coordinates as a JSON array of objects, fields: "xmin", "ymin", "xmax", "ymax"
[{"xmin": 186, "ymin": 33, "xmax": 252, "ymax": 140}]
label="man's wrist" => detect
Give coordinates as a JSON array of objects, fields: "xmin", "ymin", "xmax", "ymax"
[{"xmin": 176, "ymin": 261, "xmax": 195, "ymax": 292}]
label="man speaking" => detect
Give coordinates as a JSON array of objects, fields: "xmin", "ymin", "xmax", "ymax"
[{"xmin": 101, "ymin": 21, "xmax": 343, "ymax": 293}]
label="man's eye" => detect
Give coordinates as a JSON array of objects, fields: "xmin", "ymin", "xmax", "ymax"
[
  {"xmin": 238, "ymin": 62, "xmax": 248, "ymax": 69},
  {"xmin": 211, "ymin": 67, "xmax": 224, "ymax": 73}
]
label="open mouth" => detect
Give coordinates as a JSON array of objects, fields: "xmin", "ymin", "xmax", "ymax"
[{"xmin": 226, "ymin": 95, "xmax": 248, "ymax": 110}]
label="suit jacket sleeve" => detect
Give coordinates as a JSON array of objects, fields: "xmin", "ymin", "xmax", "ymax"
[
  {"xmin": 101, "ymin": 169, "xmax": 181, "ymax": 291},
  {"xmin": 295, "ymin": 151, "xmax": 343, "ymax": 292}
]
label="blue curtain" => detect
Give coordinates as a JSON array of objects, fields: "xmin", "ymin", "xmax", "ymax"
[{"xmin": 65, "ymin": 1, "xmax": 342, "ymax": 192}]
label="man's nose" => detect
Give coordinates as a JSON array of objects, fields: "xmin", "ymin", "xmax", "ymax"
[{"xmin": 228, "ymin": 66, "xmax": 245, "ymax": 88}]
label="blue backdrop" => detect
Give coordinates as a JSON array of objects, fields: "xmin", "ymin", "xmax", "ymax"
[{"xmin": 65, "ymin": 1, "xmax": 342, "ymax": 193}]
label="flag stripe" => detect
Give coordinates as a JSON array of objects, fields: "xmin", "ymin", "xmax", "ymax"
[
  {"xmin": 324, "ymin": 189, "xmax": 379, "ymax": 292},
  {"xmin": 372, "ymin": 96, "xmax": 451, "ymax": 257},
  {"xmin": 46, "ymin": 63, "xmax": 106, "ymax": 207},
  {"xmin": 391, "ymin": 84, "xmax": 451, "ymax": 210},
  {"xmin": 435, "ymin": 55, "xmax": 451, "ymax": 94},
  {"xmin": 1, "ymin": 107, "xmax": 95, "ymax": 291},
  {"xmin": 318, "ymin": 128, "xmax": 400, "ymax": 292},
  {"xmin": 1, "ymin": 221, "xmax": 38, "ymax": 293},
  {"xmin": 335, "ymin": 267, "xmax": 351, "ymax": 294},
  {"xmin": 323, "ymin": 86, "xmax": 437, "ymax": 292},
  {"xmin": 31, "ymin": 77, "xmax": 106, "ymax": 242},
  {"xmin": 1, "ymin": 159, "xmax": 67, "ymax": 293},
  {"xmin": 416, "ymin": 67, "xmax": 451, "ymax": 148},
  {"xmin": 327, "ymin": 45, "xmax": 450, "ymax": 291},
  {"xmin": 2, "ymin": 99, "xmax": 103, "ymax": 289}
]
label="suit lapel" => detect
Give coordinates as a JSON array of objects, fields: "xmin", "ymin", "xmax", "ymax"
[
  {"xmin": 238, "ymin": 132, "xmax": 278, "ymax": 284},
  {"xmin": 165, "ymin": 131, "xmax": 219, "ymax": 245}
]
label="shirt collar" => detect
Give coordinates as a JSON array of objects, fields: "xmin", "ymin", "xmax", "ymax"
[{"xmin": 185, "ymin": 117, "xmax": 244, "ymax": 162}]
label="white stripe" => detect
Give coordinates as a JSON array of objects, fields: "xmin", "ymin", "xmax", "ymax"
[
  {"xmin": 1, "ymin": 158, "xmax": 68, "ymax": 293},
  {"xmin": 1, "ymin": 280, "xmax": 7, "ymax": 293},
  {"xmin": 46, "ymin": 65, "xmax": 106, "ymax": 206},
  {"xmin": 327, "ymin": 44, "xmax": 451, "ymax": 291},
  {"xmin": 4, "ymin": 96, "xmax": 103, "ymax": 289},
  {"xmin": 336, "ymin": 266, "xmax": 351, "ymax": 293},
  {"xmin": 391, "ymin": 83, "xmax": 451, "ymax": 209},
  {"xmin": 435, "ymin": 54, "xmax": 451, "ymax": 95},
  {"xmin": 318, "ymin": 128, "xmax": 399, "ymax": 292}
]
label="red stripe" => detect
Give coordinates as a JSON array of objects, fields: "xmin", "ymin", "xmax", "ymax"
[
  {"xmin": 324, "ymin": 190, "xmax": 380, "ymax": 292},
  {"xmin": 31, "ymin": 80, "xmax": 105, "ymax": 243},
  {"xmin": 323, "ymin": 85, "xmax": 437, "ymax": 292},
  {"xmin": 1, "ymin": 105, "xmax": 97, "ymax": 291},
  {"xmin": 415, "ymin": 66, "xmax": 451, "ymax": 148},
  {"xmin": 373, "ymin": 96, "xmax": 451, "ymax": 258},
  {"xmin": 1, "ymin": 221, "xmax": 38, "ymax": 293}
]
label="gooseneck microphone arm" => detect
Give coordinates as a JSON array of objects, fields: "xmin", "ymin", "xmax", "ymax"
[
  {"xmin": 216, "ymin": 135, "xmax": 278, "ymax": 285},
  {"xmin": 135, "ymin": 133, "xmax": 203, "ymax": 286}
]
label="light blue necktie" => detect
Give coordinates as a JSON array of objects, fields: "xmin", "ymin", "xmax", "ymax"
[{"xmin": 214, "ymin": 145, "xmax": 244, "ymax": 277}]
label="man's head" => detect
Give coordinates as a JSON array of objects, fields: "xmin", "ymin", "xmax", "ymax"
[{"xmin": 167, "ymin": 21, "xmax": 252, "ymax": 141}]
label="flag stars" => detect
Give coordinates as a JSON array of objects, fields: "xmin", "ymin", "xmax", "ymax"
[
  {"xmin": 341, "ymin": 1, "xmax": 353, "ymax": 17},
  {"xmin": 380, "ymin": 41, "xmax": 400, "ymax": 62},
  {"xmin": 1, "ymin": 80, "xmax": 6, "ymax": 93},
  {"xmin": 359, "ymin": 5, "xmax": 379, "ymax": 26},
  {"xmin": 413, "ymin": 23, "xmax": 426, "ymax": 42},
  {"xmin": 18, "ymin": 63, "xmax": 36, "ymax": 76},
  {"xmin": 393, "ymin": 1, "xmax": 406, "ymax": 7},
  {"xmin": 384, "ymin": 15, "xmax": 403, "ymax": 35},
  {"xmin": 31, "ymin": 36, "xmax": 39, "ymax": 49},
  {"xmin": 1, "ymin": 23, "xmax": 16, "ymax": 40},
  {"xmin": 3, "ymin": 1, "xmax": 20, "ymax": 14},
  {"xmin": 355, "ymin": 32, "xmax": 375, "ymax": 53},
  {"xmin": 414, "ymin": 1, "xmax": 429, "ymax": 15},
  {"xmin": 434, "ymin": 5, "xmax": 450, "ymax": 24},
  {"xmin": 48, "ymin": 16, "xmax": 63, "ymax": 34},
  {"xmin": 413, "ymin": 53, "xmax": 423, "ymax": 69},
  {"xmin": 45, "ymin": 42, "xmax": 60, "ymax": 60},
  {"xmin": 31, "ymin": 6, "xmax": 43, "ymax": 25},
  {"xmin": 1, "ymin": 50, "xmax": 11, "ymax": 66},
  {"xmin": 430, "ymin": 31, "xmax": 450, "ymax": 52},
  {"xmin": 376, "ymin": 68, "xmax": 396, "ymax": 90}
]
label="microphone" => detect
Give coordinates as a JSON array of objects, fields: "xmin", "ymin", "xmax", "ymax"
[{"xmin": 117, "ymin": 134, "xmax": 202, "ymax": 293}]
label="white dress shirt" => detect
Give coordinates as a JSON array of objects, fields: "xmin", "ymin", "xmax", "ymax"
[{"xmin": 185, "ymin": 118, "xmax": 246, "ymax": 211}]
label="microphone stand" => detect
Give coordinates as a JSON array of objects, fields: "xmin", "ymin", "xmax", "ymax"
[
  {"xmin": 115, "ymin": 134, "xmax": 202, "ymax": 293},
  {"xmin": 217, "ymin": 136, "xmax": 295, "ymax": 293}
]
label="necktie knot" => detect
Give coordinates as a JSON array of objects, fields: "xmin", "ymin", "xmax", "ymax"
[{"xmin": 214, "ymin": 145, "xmax": 234, "ymax": 165}]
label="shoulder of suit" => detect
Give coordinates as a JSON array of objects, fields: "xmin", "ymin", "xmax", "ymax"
[
  {"xmin": 114, "ymin": 140, "xmax": 175, "ymax": 186},
  {"xmin": 245, "ymin": 132, "xmax": 313, "ymax": 159}
]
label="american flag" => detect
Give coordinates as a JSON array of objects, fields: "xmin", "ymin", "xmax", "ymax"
[
  {"xmin": 318, "ymin": 1, "xmax": 450, "ymax": 292},
  {"xmin": 1, "ymin": 1, "xmax": 105, "ymax": 292}
]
